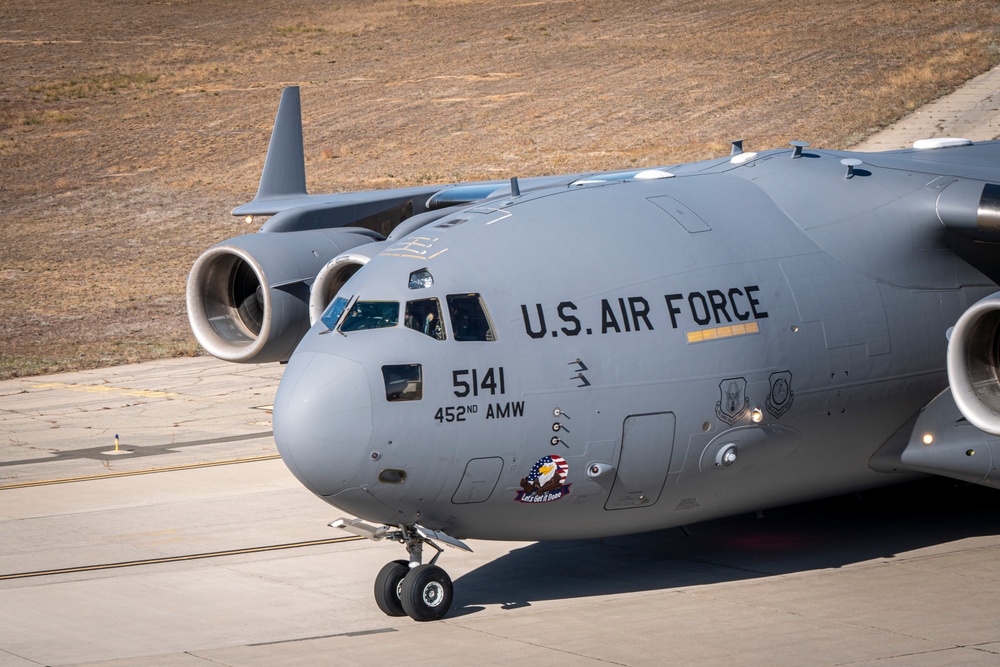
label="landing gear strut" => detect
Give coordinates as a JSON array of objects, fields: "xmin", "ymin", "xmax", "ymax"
[{"xmin": 332, "ymin": 518, "xmax": 471, "ymax": 622}]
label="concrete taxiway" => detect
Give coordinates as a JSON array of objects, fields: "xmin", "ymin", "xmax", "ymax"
[
  {"xmin": 851, "ymin": 64, "xmax": 1000, "ymax": 151},
  {"xmin": 3, "ymin": 66, "xmax": 1000, "ymax": 666}
]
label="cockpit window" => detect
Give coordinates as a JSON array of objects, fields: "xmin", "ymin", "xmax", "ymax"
[
  {"xmin": 447, "ymin": 293, "xmax": 496, "ymax": 341},
  {"xmin": 320, "ymin": 296, "xmax": 350, "ymax": 331},
  {"xmin": 382, "ymin": 364, "xmax": 422, "ymax": 401},
  {"xmin": 405, "ymin": 298, "xmax": 445, "ymax": 340},
  {"xmin": 339, "ymin": 301, "xmax": 399, "ymax": 333}
]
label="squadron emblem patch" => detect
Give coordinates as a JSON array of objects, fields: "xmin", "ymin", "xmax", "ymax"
[
  {"xmin": 516, "ymin": 455, "xmax": 571, "ymax": 503},
  {"xmin": 716, "ymin": 377, "xmax": 749, "ymax": 425},
  {"xmin": 766, "ymin": 371, "xmax": 794, "ymax": 418}
]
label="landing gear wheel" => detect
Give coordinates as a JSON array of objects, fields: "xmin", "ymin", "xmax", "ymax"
[
  {"xmin": 400, "ymin": 564, "xmax": 453, "ymax": 621},
  {"xmin": 374, "ymin": 560, "xmax": 409, "ymax": 617}
]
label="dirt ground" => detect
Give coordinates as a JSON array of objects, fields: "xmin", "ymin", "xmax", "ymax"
[{"xmin": 1, "ymin": 0, "xmax": 999, "ymax": 378}]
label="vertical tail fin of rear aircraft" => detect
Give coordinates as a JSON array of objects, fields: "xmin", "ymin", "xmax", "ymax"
[{"xmin": 253, "ymin": 86, "xmax": 307, "ymax": 201}]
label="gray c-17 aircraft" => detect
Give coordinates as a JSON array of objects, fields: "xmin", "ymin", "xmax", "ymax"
[{"xmin": 187, "ymin": 86, "xmax": 1000, "ymax": 621}]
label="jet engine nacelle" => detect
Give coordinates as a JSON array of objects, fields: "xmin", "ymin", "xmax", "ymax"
[
  {"xmin": 308, "ymin": 252, "xmax": 372, "ymax": 326},
  {"xmin": 947, "ymin": 292, "xmax": 1000, "ymax": 436},
  {"xmin": 187, "ymin": 227, "xmax": 380, "ymax": 363}
]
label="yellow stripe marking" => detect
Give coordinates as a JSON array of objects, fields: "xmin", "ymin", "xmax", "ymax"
[
  {"xmin": 687, "ymin": 321, "xmax": 760, "ymax": 343},
  {"xmin": 0, "ymin": 454, "xmax": 282, "ymax": 490},
  {"xmin": 30, "ymin": 382, "xmax": 177, "ymax": 399},
  {"xmin": 0, "ymin": 535, "xmax": 363, "ymax": 580}
]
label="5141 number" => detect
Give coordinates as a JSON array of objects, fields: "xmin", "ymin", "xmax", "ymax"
[{"xmin": 452, "ymin": 367, "xmax": 506, "ymax": 398}]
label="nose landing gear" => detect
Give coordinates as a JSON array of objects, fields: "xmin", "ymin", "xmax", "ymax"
[{"xmin": 332, "ymin": 518, "xmax": 471, "ymax": 622}]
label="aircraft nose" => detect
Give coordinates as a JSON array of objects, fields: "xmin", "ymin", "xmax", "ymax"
[{"xmin": 273, "ymin": 351, "xmax": 372, "ymax": 497}]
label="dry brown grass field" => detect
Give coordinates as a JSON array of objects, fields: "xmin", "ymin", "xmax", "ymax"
[{"xmin": 1, "ymin": 0, "xmax": 999, "ymax": 378}]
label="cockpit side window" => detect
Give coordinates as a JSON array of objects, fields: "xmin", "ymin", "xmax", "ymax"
[
  {"xmin": 446, "ymin": 293, "xmax": 496, "ymax": 341},
  {"xmin": 405, "ymin": 298, "xmax": 445, "ymax": 340},
  {"xmin": 320, "ymin": 295, "xmax": 351, "ymax": 331},
  {"xmin": 381, "ymin": 364, "xmax": 422, "ymax": 401},
  {"xmin": 339, "ymin": 301, "xmax": 399, "ymax": 333}
]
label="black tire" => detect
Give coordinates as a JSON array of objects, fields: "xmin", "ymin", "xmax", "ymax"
[
  {"xmin": 400, "ymin": 564, "xmax": 453, "ymax": 621},
  {"xmin": 374, "ymin": 559, "xmax": 409, "ymax": 617}
]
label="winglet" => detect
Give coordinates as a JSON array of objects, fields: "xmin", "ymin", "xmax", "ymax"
[{"xmin": 253, "ymin": 86, "xmax": 307, "ymax": 201}]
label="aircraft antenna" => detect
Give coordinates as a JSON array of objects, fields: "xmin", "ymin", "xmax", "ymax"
[
  {"xmin": 789, "ymin": 140, "xmax": 810, "ymax": 159},
  {"xmin": 510, "ymin": 177, "xmax": 521, "ymax": 197},
  {"xmin": 841, "ymin": 158, "xmax": 863, "ymax": 179}
]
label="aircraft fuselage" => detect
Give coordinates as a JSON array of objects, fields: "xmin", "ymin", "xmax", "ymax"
[{"xmin": 273, "ymin": 144, "xmax": 998, "ymax": 541}]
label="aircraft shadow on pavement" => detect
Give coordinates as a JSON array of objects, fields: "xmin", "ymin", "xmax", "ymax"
[{"xmin": 451, "ymin": 477, "xmax": 1000, "ymax": 616}]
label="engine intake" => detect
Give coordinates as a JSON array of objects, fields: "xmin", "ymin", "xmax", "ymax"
[
  {"xmin": 187, "ymin": 228, "xmax": 379, "ymax": 363},
  {"xmin": 308, "ymin": 253, "xmax": 371, "ymax": 326},
  {"xmin": 947, "ymin": 292, "xmax": 1000, "ymax": 436}
]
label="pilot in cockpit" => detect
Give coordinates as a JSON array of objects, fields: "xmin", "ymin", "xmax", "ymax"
[
  {"xmin": 423, "ymin": 311, "xmax": 438, "ymax": 337},
  {"xmin": 405, "ymin": 299, "xmax": 444, "ymax": 340}
]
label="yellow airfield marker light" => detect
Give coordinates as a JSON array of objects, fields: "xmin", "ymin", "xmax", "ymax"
[{"xmin": 102, "ymin": 433, "xmax": 133, "ymax": 456}]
